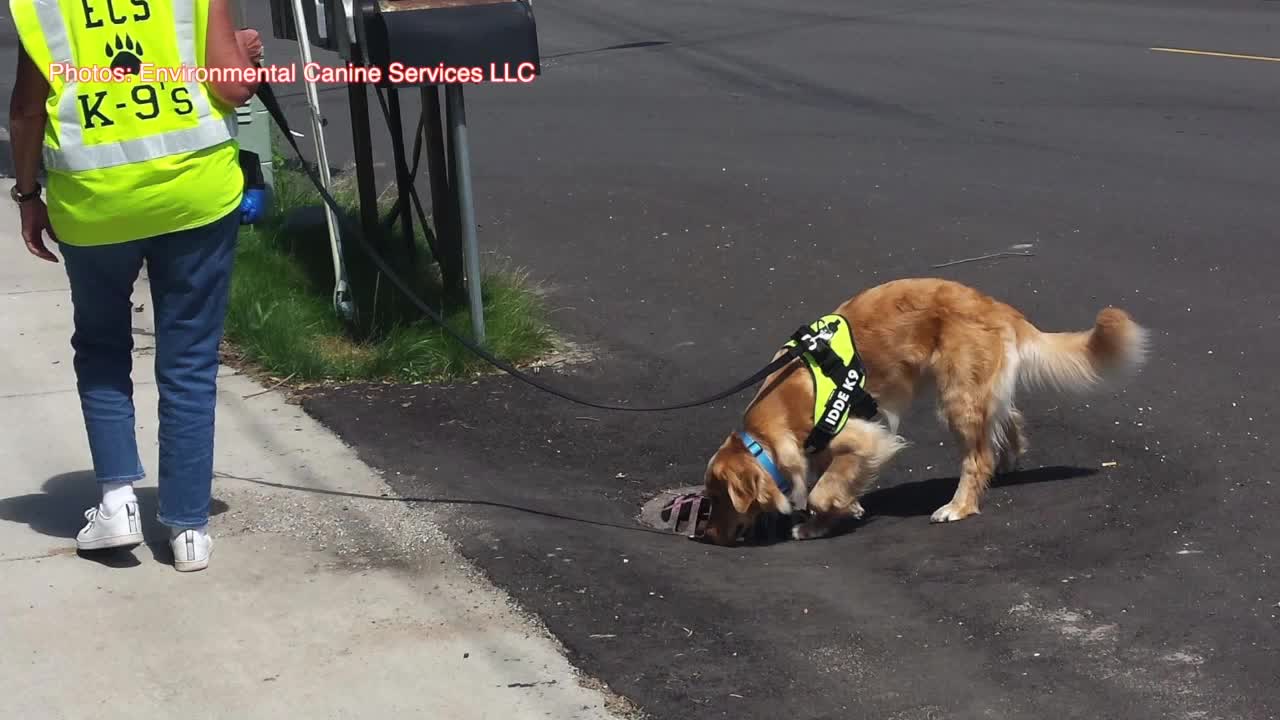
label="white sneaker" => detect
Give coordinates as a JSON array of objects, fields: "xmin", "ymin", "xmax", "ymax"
[
  {"xmin": 76, "ymin": 502, "xmax": 144, "ymax": 551},
  {"xmin": 170, "ymin": 529, "xmax": 212, "ymax": 572}
]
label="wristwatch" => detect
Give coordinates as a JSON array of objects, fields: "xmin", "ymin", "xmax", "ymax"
[{"xmin": 11, "ymin": 182, "xmax": 41, "ymax": 204}]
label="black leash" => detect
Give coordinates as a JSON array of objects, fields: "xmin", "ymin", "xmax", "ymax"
[{"xmin": 254, "ymin": 81, "xmax": 811, "ymax": 412}]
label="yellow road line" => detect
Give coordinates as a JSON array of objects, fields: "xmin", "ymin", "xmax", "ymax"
[{"xmin": 1149, "ymin": 47, "xmax": 1280, "ymax": 63}]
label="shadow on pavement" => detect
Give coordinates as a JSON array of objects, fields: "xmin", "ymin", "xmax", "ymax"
[
  {"xmin": 862, "ymin": 465, "xmax": 1098, "ymax": 518},
  {"xmin": 0, "ymin": 470, "xmax": 230, "ymax": 566}
]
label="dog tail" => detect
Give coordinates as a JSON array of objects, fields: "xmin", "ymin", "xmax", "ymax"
[{"xmin": 1015, "ymin": 307, "xmax": 1148, "ymax": 394}]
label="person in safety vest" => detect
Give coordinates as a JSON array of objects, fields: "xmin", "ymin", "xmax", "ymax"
[{"xmin": 7, "ymin": 0, "xmax": 264, "ymax": 572}]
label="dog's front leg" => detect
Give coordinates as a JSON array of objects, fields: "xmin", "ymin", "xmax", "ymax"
[
  {"xmin": 791, "ymin": 453, "xmax": 867, "ymax": 541},
  {"xmin": 770, "ymin": 442, "xmax": 812, "ymax": 516}
]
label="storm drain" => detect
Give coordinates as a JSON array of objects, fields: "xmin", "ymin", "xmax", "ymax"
[
  {"xmin": 637, "ymin": 485, "xmax": 707, "ymax": 537},
  {"xmin": 637, "ymin": 486, "xmax": 798, "ymax": 544}
]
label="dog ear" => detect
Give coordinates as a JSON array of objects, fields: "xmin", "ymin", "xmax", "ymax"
[
  {"xmin": 726, "ymin": 468, "xmax": 759, "ymax": 514},
  {"xmin": 753, "ymin": 464, "xmax": 790, "ymax": 513}
]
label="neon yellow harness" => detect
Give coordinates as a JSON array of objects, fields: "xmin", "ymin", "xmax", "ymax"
[{"xmin": 781, "ymin": 314, "xmax": 877, "ymax": 453}]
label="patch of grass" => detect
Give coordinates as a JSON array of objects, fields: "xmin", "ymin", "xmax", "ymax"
[{"xmin": 224, "ymin": 145, "xmax": 556, "ymax": 383}]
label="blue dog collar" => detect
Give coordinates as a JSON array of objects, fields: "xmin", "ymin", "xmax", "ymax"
[{"xmin": 737, "ymin": 431, "xmax": 791, "ymax": 496}]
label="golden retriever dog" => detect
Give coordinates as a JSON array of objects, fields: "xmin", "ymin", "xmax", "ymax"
[{"xmin": 700, "ymin": 278, "xmax": 1147, "ymax": 545}]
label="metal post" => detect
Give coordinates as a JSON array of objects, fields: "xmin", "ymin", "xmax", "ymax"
[
  {"xmin": 288, "ymin": 0, "xmax": 352, "ymax": 321},
  {"xmin": 349, "ymin": 78, "xmax": 381, "ymax": 255},
  {"xmin": 422, "ymin": 86, "xmax": 464, "ymax": 308},
  {"xmin": 445, "ymin": 84, "xmax": 485, "ymax": 344},
  {"xmin": 384, "ymin": 86, "xmax": 417, "ymax": 258}
]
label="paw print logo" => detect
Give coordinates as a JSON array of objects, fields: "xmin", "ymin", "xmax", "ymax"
[
  {"xmin": 815, "ymin": 318, "xmax": 840, "ymax": 342},
  {"xmin": 104, "ymin": 33, "xmax": 144, "ymax": 75}
]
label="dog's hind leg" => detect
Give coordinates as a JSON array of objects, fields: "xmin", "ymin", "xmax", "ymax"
[
  {"xmin": 932, "ymin": 413, "xmax": 997, "ymax": 523},
  {"xmin": 988, "ymin": 340, "xmax": 1026, "ymax": 476},
  {"xmin": 931, "ymin": 346, "xmax": 1003, "ymax": 523},
  {"xmin": 997, "ymin": 407, "xmax": 1028, "ymax": 475}
]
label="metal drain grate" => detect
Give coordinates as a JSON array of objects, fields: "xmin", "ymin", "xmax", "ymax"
[
  {"xmin": 637, "ymin": 486, "xmax": 797, "ymax": 544},
  {"xmin": 637, "ymin": 485, "xmax": 707, "ymax": 537}
]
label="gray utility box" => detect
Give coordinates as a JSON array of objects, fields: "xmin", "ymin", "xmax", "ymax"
[{"xmin": 235, "ymin": 100, "xmax": 273, "ymax": 190}]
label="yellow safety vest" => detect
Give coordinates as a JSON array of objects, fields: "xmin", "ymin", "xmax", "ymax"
[
  {"xmin": 782, "ymin": 314, "xmax": 877, "ymax": 452},
  {"xmin": 9, "ymin": 0, "xmax": 243, "ymax": 246}
]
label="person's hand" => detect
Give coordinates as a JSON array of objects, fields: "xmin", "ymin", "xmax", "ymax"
[
  {"xmin": 236, "ymin": 28, "xmax": 263, "ymax": 65},
  {"xmin": 19, "ymin": 198, "xmax": 59, "ymax": 263}
]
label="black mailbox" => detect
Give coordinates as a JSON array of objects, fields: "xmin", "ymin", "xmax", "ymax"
[
  {"xmin": 269, "ymin": 0, "xmax": 540, "ymax": 81},
  {"xmin": 365, "ymin": 1, "xmax": 540, "ymax": 82}
]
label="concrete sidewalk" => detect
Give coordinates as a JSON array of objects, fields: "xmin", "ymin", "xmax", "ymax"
[{"xmin": 0, "ymin": 183, "xmax": 631, "ymax": 720}]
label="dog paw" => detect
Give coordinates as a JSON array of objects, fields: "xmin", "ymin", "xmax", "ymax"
[
  {"xmin": 848, "ymin": 501, "xmax": 866, "ymax": 520},
  {"xmin": 930, "ymin": 502, "xmax": 978, "ymax": 523}
]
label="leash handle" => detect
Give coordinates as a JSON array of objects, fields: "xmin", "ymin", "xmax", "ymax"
[{"xmin": 254, "ymin": 81, "xmax": 801, "ymax": 412}]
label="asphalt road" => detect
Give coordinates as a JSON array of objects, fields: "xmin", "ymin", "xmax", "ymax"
[{"xmin": 8, "ymin": 1, "xmax": 1280, "ymax": 718}]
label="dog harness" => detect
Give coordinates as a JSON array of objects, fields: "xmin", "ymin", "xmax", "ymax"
[
  {"xmin": 784, "ymin": 314, "xmax": 879, "ymax": 454},
  {"xmin": 735, "ymin": 315, "xmax": 878, "ymax": 501}
]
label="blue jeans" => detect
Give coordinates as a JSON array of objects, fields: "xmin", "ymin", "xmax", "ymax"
[{"xmin": 59, "ymin": 211, "xmax": 239, "ymax": 529}]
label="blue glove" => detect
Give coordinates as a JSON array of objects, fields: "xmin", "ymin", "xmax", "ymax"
[{"xmin": 239, "ymin": 187, "xmax": 268, "ymax": 225}]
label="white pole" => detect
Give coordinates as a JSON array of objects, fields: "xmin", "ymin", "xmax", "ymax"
[{"xmin": 288, "ymin": 0, "xmax": 354, "ymax": 320}]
